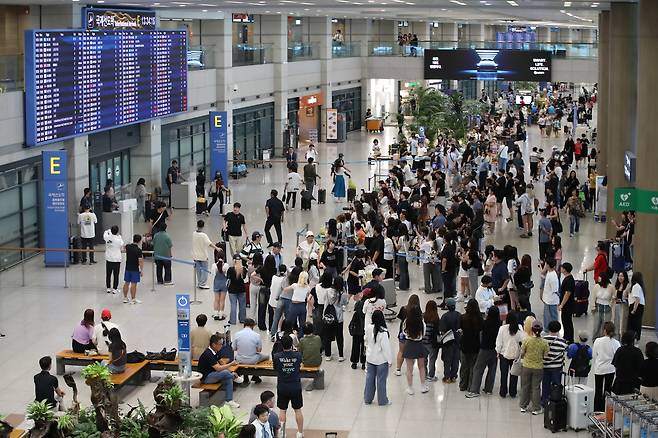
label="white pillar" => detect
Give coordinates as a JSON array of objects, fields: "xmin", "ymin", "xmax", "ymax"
[
  {"xmin": 207, "ymin": 19, "xmax": 234, "ymax": 163},
  {"xmin": 262, "ymin": 15, "xmax": 288, "ymax": 156},
  {"xmin": 310, "ymin": 17, "xmax": 332, "ymax": 142},
  {"xmin": 131, "ymin": 120, "xmax": 162, "ymax": 191},
  {"xmin": 537, "ymin": 26, "xmax": 551, "ymax": 42},
  {"xmin": 65, "ymin": 136, "xmax": 89, "ymax": 224},
  {"xmin": 558, "ymin": 27, "xmax": 573, "ymax": 43},
  {"xmin": 412, "ymin": 21, "xmax": 431, "ymax": 42},
  {"xmin": 442, "ymin": 22, "xmax": 458, "ymax": 41},
  {"xmin": 468, "ymin": 24, "xmax": 485, "ymax": 98},
  {"xmin": 353, "ymin": 19, "xmax": 372, "ymax": 118}
]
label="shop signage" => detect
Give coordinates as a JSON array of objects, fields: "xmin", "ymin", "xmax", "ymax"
[
  {"xmin": 326, "ymin": 108, "xmax": 338, "ymax": 141},
  {"xmin": 176, "ymin": 294, "xmax": 192, "ymax": 376},
  {"xmin": 636, "ymin": 189, "xmax": 658, "ymax": 215},
  {"xmin": 42, "ymin": 151, "xmax": 68, "ymax": 267},
  {"xmin": 209, "ymin": 111, "xmax": 229, "ymax": 188},
  {"xmin": 613, "ymin": 187, "xmax": 636, "ymax": 211},
  {"xmin": 300, "ymin": 93, "xmax": 323, "ymax": 108},
  {"xmin": 83, "ymin": 7, "xmax": 156, "ymax": 30}
]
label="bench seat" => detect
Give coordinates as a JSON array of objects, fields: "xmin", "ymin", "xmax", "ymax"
[
  {"xmin": 236, "ymin": 360, "xmax": 324, "ymax": 389},
  {"xmin": 55, "ymin": 350, "xmax": 108, "ymax": 375},
  {"xmin": 110, "ymin": 362, "xmax": 149, "ymax": 389},
  {"xmin": 192, "ymin": 382, "xmax": 224, "ymax": 407}
]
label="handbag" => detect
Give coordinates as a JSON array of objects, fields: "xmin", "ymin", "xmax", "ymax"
[
  {"xmin": 510, "ymin": 356, "xmax": 523, "ymax": 376},
  {"xmin": 438, "ymin": 329, "xmax": 455, "ymax": 346},
  {"xmin": 126, "ymin": 350, "xmax": 146, "ymax": 363}
]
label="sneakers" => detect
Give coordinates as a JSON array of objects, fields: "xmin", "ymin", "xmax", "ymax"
[
  {"xmin": 123, "ymin": 297, "xmax": 130, "ymax": 304},
  {"xmin": 226, "ymin": 400, "xmax": 240, "ymax": 409},
  {"xmin": 520, "ymin": 407, "xmax": 528, "ymax": 413},
  {"xmin": 213, "ymin": 312, "xmax": 221, "ymax": 321},
  {"xmin": 338, "ymin": 356, "xmax": 345, "ymax": 362},
  {"xmin": 421, "ymin": 385, "xmax": 430, "ymax": 394},
  {"xmin": 198, "ymin": 284, "xmax": 210, "ymax": 290},
  {"xmin": 465, "ymin": 392, "xmax": 480, "ymax": 398},
  {"xmin": 295, "ymin": 432, "xmax": 303, "ymax": 438},
  {"xmin": 112, "ymin": 289, "xmax": 118, "ymax": 295},
  {"xmin": 531, "ymin": 409, "xmax": 544, "ymax": 416},
  {"xmin": 325, "ymin": 356, "xmax": 332, "ymax": 361},
  {"xmin": 394, "ymin": 369, "xmax": 402, "ymax": 376},
  {"xmin": 107, "ymin": 288, "xmax": 112, "ymax": 294},
  {"xmin": 131, "ymin": 299, "xmax": 142, "ymax": 305},
  {"xmin": 406, "ymin": 387, "xmax": 414, "ymax": 395},
  {"xmin": 233, "ymin": 375, "xmax": 244, "ymax": 384},
  {"xmin": 426, "ymin": 376, "xmax": 439, "ymax": 382},
  {"xmin": 164, "ymin": 281, "xmax": 175, "ymax": 286},
  {"xmin": 351, "ymin": 363, "xmax": 357, "ymax": 369}
]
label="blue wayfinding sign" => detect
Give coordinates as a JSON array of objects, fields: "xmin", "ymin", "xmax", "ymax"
[
  {"xmin": 209, "ymin": 111, "xmax": 229, "ymax": 188},
  {"xmin": 42, "ymin": 151, "xmax": 68, "ymax": 267},
  {"xmin": 176, "ymin": 294, "xmax": 192, "ymax": 376}
]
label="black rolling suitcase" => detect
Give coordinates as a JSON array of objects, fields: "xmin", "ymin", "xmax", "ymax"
[
  {"xmin": 544, "ymin": 374, "xmax": 568, "ymax": 433},
  {"xmin": 69, "ymin": 236, "xmax": 81, "ymax": 264},
  {"xmin": 318, "ymin": 188, "xmax": 327, "ymax": 204},
  {"xmin": 347, "ymin": 187, "xmax": 356, "ymax": 202},
  {"xmin": 301, "ymin": 190, "xmax": 313, "ymax": 211}
]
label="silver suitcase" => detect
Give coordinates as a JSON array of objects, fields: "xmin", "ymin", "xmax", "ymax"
[{"xmin": 566, "ymin": 383, "xmax": 594, "ymax": 430}]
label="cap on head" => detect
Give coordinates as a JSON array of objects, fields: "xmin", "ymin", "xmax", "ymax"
[
  {"xmin": 445, "ymin": 297, "xmax": 456, "ymax": 309},
  {"xmin": 578, "ymin": 331, "xmax": 589, "ymax": 342},
  {"xmin": 101, "ymin": 309, "xmax": 112, "ymax": 320},
  {"xmin": 306, "ymin": 231, "xmax": 315, "ymax": 238},
  {"xmin": 252, "ymin": 231, "xmax": 262, "ymax": 240}
]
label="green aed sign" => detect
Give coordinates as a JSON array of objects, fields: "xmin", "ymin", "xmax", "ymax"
[
  {"xmin": 637, "ymin": 189, "xmax": 658, "ymax": 214},
  {"xmin": 613, "ymin": 187, "xmax": 636, "ymax": 211}
]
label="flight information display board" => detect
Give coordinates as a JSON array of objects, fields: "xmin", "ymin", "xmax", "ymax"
[{"xmin": 24, "ymin": 30, "xmax": 187, "ymax": 146}]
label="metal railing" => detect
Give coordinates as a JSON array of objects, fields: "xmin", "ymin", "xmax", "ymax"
[
  {"xmin": 0, "ymin": 54, "xmax": 24, "ymax": 93},
  {"xmin": 187, "ymin": 45, "xmax": 215, "ymax": 70},
  {"xmin": 332, "ymin": 41, "xmax": 361, "ymax": 58},
  {"xmin": 288, "ymin": 42, "xmax": 320, "ymax": 62},
  {"xmin": 233, "ymin": 43, "xmax": 273, "ymax": 66},
  {"xmin": 368, "ymin": 40, "xmax": 598, "ymax": 59}
]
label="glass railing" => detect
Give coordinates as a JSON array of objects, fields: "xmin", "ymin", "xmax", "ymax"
[
  {"xmin": 332, "ymin": 41, "xmax": 361, "ymax": 58},
  {"xmin": 288, "ymin": 42, "xmax": 320, "ymax": 62},
  {"xmin": 369, "ymin": 40, "xmax": 598, "ymax": 59},
  {"xmin": 187, "ymin": 45, "xmax": 215, "ymax": 70},
  {"xmin": 233, "ymin": 43, "xmax": 273, "ymax": 66},
  {"xmin": 0, "ymin": 54, "xmax": 24, "ymax": 93}
]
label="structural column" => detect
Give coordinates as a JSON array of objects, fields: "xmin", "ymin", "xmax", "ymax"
[
  {"xmin": 207, "ymin": 19, "xmax": 234, "ymax": 163},
  {"xmin": 606, "ymin": 2, "xmax": 637, "ymax": 236},
  {"xmin": 353, "ymin": 19, "xmax": 372, "ymax": 119},
  {"xmin": 633, "ymin": 0, "xmax": 658, "ymax": 328},
  {"xmin": 310, "ymin": 17, "xmax": 332, "ymax": 142},
  {"xmin": 467, "ymin": 24, "xmax": 486, "ymax": 98},
  {"xmin": 596, "ymin": 11, "xmax": 610, "ymax": 175},
  {"xmin": 261, "ymin": 15, "xmax": 288, "ymax": 156},
  {"xmin": 131, "ymin": 120, "xmax": 162, "ymax": 191},
  {"xmin": 441, "ymin": 23, "xmax": 458, "ymax": 89},
  {"xmin": 65, "ymin": 136, "xmax": 89, "ymax": 225},
  {"xmin": 537, "ymin": 26, "xmax": 552, "ymax": 43}
]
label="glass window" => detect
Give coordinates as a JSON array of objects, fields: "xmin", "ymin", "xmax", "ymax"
[
  {"xmin": 180, "ymin": 136, "xmax": 192, "ymax": 157},
  {"xmin": 0, "ymin": 187, "xmax": 19, "ymax": 214},
  {"xmin": 22, "ymin": 181, "xmax": 37, "ymax": 209},
  {"xmin": 0, "ymin": 213, "xmax": 20, "ymax": 245}
]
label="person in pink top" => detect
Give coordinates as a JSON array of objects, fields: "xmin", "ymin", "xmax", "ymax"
[{"xmin": 71, "ymin": 309, "xmax": 96, "ymax": 353}]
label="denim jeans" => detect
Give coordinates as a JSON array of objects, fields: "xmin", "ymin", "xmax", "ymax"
[
  {"xmin": 203, "ymin": 369, "xmax": 234, "ymax": 401},
  {"xmin": 229, "ymin": 292, "xmax": 246, "ymax": 325},
  {"xmin": 288, "ymin": 302, "xmax": 307, "ymax": 337},
  {"xmin": 543, "ymin": 304, "xmax": 558, "ymax": 331},
  {"xmin": 441, "ymin": 342, "xmax": 460, "ymax": 380},
  {"xmin": 364, "ymin": 362, "xmax": 389, "ymax": 405},
  {"xmin": 424, "ymin": 345, "xmax": 439, "ymax": 378},
  {"xmin": 499, "ymin": 356, "xmax": 519, "ymax": 397},
  {"xmin": 541, "ymin": 367, "xmax": 562, "ymax": 405},
  {"xmin": 593, "ymin": 305, "xmax": 612, "ymax": 340},
  {"xmin": 569, "ymin": 214, "xmax": 580, "ymax": 235},
  {"xmin": 271, "ymin": 297, "xmax": 292, "ymax": 334},
  {"xmin": 195, "ymin": 260, "xmax": 209, "ymax": 287}
]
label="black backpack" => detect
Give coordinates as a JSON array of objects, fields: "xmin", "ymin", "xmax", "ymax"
[
  {"xmin": 271, "ymin": 333, "xmax": 284, "ymax": 356},
  {"xmin": 569, "ymin": 345, "xmax": 591, "ymax": 378},
  {"xmin": 322, "ymin": 303, "xmax": 338, "ymax": 327}
]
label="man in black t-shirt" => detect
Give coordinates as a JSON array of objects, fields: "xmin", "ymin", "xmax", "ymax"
[
  {"xmin": 122, "ymin": 234, "xmax": 144, "ymax": 305},
  {"xmin": 369, "ymin": 225, "xmax": 385, "ymax": 266},
  {"xmin": 149, "ymin": 202, "xmax": 169, "ymax": 235},
  {"xmin": 264, "ymin": 190, "xmax": 285, "ymax": 247},
  {"xmin": 34, "ymin": 356, "xmax": 64, "ymax": 410},
  {"xmin": 198, "ymin": 334, "xmax": 240, "ymax": 408},
  {"xmin": 273, "ymin": 335, "xmax": 304, "ymax": 437},
  {"xmin": 559, "ymin": 262, "xmax": 576, "ymax": 343},
  {"xmin": 347, "ymin": 250, "xmax": 366, "ymax": 296},
  {"xmin": 439, "ymin": 232, "xmax": 458, "ymax": 308},
  {"xmin": 166, "ymin": 160, "xmax": 180, "ymax": 204},
  {"xmin": 223, "ymin": 202, "xmax": 247, "ymax": 257}
]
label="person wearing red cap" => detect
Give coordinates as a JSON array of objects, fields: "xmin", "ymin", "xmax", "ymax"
[{"xmin": 92, "ymin": 309, "xmax": 119, "ymax": 355}]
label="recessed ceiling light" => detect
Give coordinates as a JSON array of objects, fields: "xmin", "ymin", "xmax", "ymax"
[
  {"xmin": 507, "ymin": 0, "xmax": 518, "ymax": 5},
  {"xmin": 72, "ymin": 0, "xmax": 79, "ymax": 2},
  {"xmin": 563, "ymin": 1, "xmax": 571, "ymax": 6},
  {"xmin": 202, "ymin": 9, "xmax": 208, "ymax": 12},
  {"xmin": 405, "ymin": 1, "xmax": 414, "ymax": 4},
  {"xmin": 380, "ymin": 8, "xmax": 385, "ymax": 11},
  {"xmin": 97, "ymin": 1, "xmax": 104, "ymax": 3},
  {"xmin": 450, "ymin": 0, "xmax": 466, "ymax": 5}
]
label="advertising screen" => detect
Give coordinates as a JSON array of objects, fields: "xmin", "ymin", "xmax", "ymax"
[
  {"xmin": 24, "ymin": 29, "xmax": 188, "ymax": 146},
  {"xmin": 424, "ymin": 48, "xmax": 551, "ymax": 81}
]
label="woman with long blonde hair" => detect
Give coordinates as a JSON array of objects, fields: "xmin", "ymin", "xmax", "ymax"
[{"xmin": 283, "ymin": 271, "xmax": 311, "ymax": 337}]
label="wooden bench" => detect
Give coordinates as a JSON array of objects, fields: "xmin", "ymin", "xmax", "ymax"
[
  {"xmin": 55, "ymin": 350, "xmax": 108, "ymax": 375},
  {"xmin": 236, "ymin": 360, "xmax": 325, "ymax": 389},
  {"xmin": 110, "ymin": 362, "xmax": 149, "ymax": 389},
  {"xmin": 192, "ymin": 382, "xmax": 225, "ymax": 407},
  {"xmin": 148, "ymin": 359, "xmax": 199, "ymax": 373}
]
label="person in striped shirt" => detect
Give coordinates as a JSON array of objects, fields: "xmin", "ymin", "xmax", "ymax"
[{"xmin": 541, "ymin": 320, "xmax": 568, "ymax": 406}]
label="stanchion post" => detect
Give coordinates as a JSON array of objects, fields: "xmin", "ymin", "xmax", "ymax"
[
  {"xmin": 64, "ymin": 253, "xmax": 68, "ymax": 288},
  {"xmin": 151, "ymin": 255, "xmax": 156, "ymax": 292},
  {"xmin": 20, "ymin": 249, "xmax": 25, "ymax": 287},
  {"xmin": 191, "ymin": 262, "xmax": 202, "ymax": 304}
]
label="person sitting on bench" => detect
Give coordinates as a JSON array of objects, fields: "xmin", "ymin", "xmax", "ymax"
[
  {"xmin": 198, "ymin": 333, "xmax": 241, "ymax": 408},
  {"xmin": 106, "ymin": 328, "xmax": 127, "ymax": 374},
  {"xmin": 234, "ymin": 318, "xmax": 269, "ymax": 384},
  {"xmin": 71, "ymin": 309, "xmax": 97, "ymax": 354}
]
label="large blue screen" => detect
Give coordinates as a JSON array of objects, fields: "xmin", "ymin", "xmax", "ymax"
[{"xmin": 24, "ymin": 29, "xmax": 188, "ymax": 146}]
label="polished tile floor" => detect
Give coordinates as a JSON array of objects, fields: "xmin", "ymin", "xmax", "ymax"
[{"xmin": 0, "ymin": 118, "xmax": 652, "ymax": 437}]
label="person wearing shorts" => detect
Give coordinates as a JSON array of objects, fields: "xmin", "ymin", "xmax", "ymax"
[
  {"xmin": 122, "ymin": 235, "xmax": 143, "ymax": 305},
  {"xmin": 273, "ymin": 335, "xmax": 304, "ymax": 438}
]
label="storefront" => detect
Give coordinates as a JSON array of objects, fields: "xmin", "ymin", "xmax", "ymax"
[
  {"xmin": 297, "ymin": 93, "xmax": 323, "ymax": 144},
  {"xmin": 0, "ymin": 158, "xmax": 40, "ymax": 269},
  {"xmin": 332, "ymin": 87, "xmax": 362, "ymax": 132},
  {"xmin": 161, "ymin": 116, "xmax": 211, "ymax": 189},
  {"xmin": 233, "ymin": 103, "xmax": 275, "ymax": 161}
]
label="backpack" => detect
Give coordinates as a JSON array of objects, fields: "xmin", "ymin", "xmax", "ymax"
[
  {"xmin": 569, "ymin": 345, "xmax": 591, "ymax": 378},
  {"xmin": 322, "ymin": 303, "xmax": 338, "ymax": 327},
  {"xmin": 271, "ymin": 333, "xmax": 284, "ymax": 356}
]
